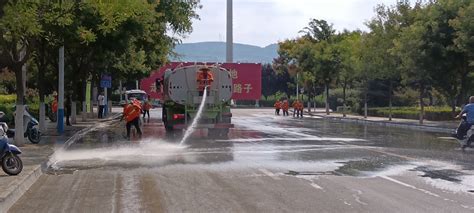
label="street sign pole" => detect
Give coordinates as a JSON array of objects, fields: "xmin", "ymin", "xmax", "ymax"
[
  {"xmin": 100, "ymin": 74, "xmax": 112, "ymax": 117},
  {"xmin": 57, "ymin": 46, "xmax": 65, "ymax": 134},
  {"xmin": 104, "ymin": 87, "xmax": 108, "ymax": 117}
]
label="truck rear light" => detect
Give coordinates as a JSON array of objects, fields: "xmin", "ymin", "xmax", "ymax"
[
  {"xmin": 222, "ymin": 112, "xmax": 232, "ymax": 117},
  {"xmin": 173, "ymin": 114, "xmax": 185, "ymax": 120}
]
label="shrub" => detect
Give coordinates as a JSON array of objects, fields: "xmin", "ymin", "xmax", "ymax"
[
  {"xmin": 0, "ymin": 94, "xmax": 16, "ymax": 104},
  {"xmin": 366, "ymin": 106, "xmax": 460, "ymax": 121}
]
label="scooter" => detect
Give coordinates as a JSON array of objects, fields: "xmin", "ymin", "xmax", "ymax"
[
  {"xmin": 0, "ymin": 112, "xmax": 23, "ymax": 175},
  {"xmin": 7, "ymin": 107, "xmax": 41, "ymax": 144},
  {"xmin": 455, "ymin": 115, "xmax": 474, "ymax": 151}
]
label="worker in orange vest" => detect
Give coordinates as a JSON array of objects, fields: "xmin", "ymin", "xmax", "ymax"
[
  {"xmin": 142, "ymin": 100, "xmax": 152, "ymax": 119},
  {"xmin": 297, "ymin": 100, "xmax": 304, "ymax": 118},
  {"xmin": 122, "ymin": 99, "xmax": 142, "ymax": 139},
  {"xmin": 292, "ymin": 100, "xmax": 298, "ymax": 117},
  {"xmin": 274, "ymin": 100, "xmax": 282, "ymax": 115},
  {"xmin": 282, "ymin": 100, "xmax": 289, "ymax": 116},
  {"xmin": 196, "ymin": 66, "xmax": 214, "ymax": 96},
  {"xmin": 51, "ymin": 94, "xmax": 58, "ymax": 114}
]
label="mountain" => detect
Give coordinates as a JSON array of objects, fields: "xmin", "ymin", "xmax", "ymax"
[{"xmin": 171, "ymin": 42, "xmax": 278, "ymax": 64}]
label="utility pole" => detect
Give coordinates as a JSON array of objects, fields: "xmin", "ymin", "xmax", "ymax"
[
  {"xmin": 57, "ymin": 46, "xmax": 64, "ymax": 134},
  {"xmin": 296, "ymin": 72, "xmax": 299, "ymax": 100},
  {"xmin": 226, "ymin": 0, "xmax": 233, "ymax": 63}
]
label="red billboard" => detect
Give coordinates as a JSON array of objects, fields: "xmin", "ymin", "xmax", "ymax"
[{"xmin": 140, "ymin": 62, "xmax": 262, "ymax": 100}]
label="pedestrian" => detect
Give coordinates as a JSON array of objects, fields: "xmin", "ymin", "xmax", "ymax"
[
  {"xmin": 196, "ymin": 66, "xmax": 214, "ymax": 96},
  {"xmin": 65, "ymin": 94, "xmax": 72, "ymax": 126},
  {"xmin": 122, "ymin": 99, "xmax": 142, "ymax": 139},
  {"xmin": 292, "ymin": 100, "xmax": 299, "ymax": 117},
  {"xmin": 282, "ymin": 100, "xmax": 289, "ymax": 116},
  {"xmin": 98, "ymin": 92, "xmax": 105, "ymax": 119},
  {"xmin": 297, "ymin": 100, "xmax": 304, "ymax": 118},
  {"xmin": 274, "ymin": 100, "xmax": 281, "ymax": 115},
  {"xmin": 143, "ymin": 100, "xmax": 152, "ymax": 119},
  {"xmin": 52, "ymin": 92, "xmax": 58, "ymax": 114}
]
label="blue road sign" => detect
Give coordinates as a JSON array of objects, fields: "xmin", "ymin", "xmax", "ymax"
[{"xmin": 100, "ymin": 74, "xmax": 112, "ymax": 88}]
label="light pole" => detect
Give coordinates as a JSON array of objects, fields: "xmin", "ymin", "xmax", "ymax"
[
  {"xmin": 57, "ymin": 46, "xmax": 64, "ymax": 134},
  {"xmin": 226, "ymin": 0, "xmax": 233, "ymax": 63},
  {"xmin": 296, "ymin": 72, "xmax": 299, "ymax": 100}
]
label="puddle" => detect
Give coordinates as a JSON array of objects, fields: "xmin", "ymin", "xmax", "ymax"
[
  {"xmin": 412, "ymin": 166, "xmax": 464, "ymax": 182},
  {"xmin": 334, "ymin": 155, "xmax": 407, "ymax": 176}
]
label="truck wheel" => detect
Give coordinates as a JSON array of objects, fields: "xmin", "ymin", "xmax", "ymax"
[
  {"xmin": 165, "ymin": 128, "xmax": 182, "ymax": 139},
  {"xmin": 208, "ymin": 129, "xmax": 228, "ymax": 139},
  {"xmin": 218, "ymin": 129, "xmax": 229, "ymax": 139}
]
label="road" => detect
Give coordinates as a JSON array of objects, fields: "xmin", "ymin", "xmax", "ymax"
[{"xmin": 9, "ymin": 108, "xmax": 474, "ymax": 212}]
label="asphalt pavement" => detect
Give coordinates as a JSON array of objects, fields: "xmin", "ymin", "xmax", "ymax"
[{"xmin": 8, "ymin": 108, "xmax": 474, "ymax": 213}]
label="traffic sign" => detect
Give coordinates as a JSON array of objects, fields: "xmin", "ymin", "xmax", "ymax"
[{"xmin": 100, "ymin": 74, "xmax": 112, "ymax": 88}]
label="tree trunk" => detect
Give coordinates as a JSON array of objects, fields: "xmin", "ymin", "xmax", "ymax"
[
  {"xmin": 325, "ymin": 83, "xmax": 330, "ymax": 115},
  {"xmin": 419, "ymin": 86, "xmax": 424, "ymax": 125},
  {"xmin": 451, "ymin": 98, "xmax": 457, "ymax": 117},
  {"xmin": 343, "ymin": 84, "xmax": 347, "ymax": 118},
  {"xmin": 389, "ymin": 81, "xmax": 393, "ymax": 121},
  {"xmin": 37, "ymin": 55, "xmax": 46, "ymax": 132},
  {"xmin": 364, "ymin": 89, "xmax": 368, "ymax": 119},
  {"xmin": 13, "ymin": 63, "xmax": 25, "ymax": 146}
]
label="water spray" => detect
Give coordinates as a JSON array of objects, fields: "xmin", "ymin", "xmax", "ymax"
[{"xmin": 179, "ymin": 86, "xmax": 209, "ymax": 145}]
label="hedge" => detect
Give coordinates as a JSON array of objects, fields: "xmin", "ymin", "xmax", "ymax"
[
  {"xmin": 367, "ymin": 106, "xmax": 460, "ymax": 121},
  {"xmin": 0, "ymin": 95, "xmax": 40, "ymax": 125}
]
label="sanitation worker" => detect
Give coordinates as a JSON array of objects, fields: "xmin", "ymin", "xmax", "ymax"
[
  {"xmin": 274, "ymin": 100, "xmax": 282, "ymax": 115},
  {"xmin": 51, "ymin": 92, "xmax": 58, "ymax": 115},
  {"xmin": 282, "ymin": 100, "xmax": 289, "ymax": 116},
  {"xmin": 143, "ymin": 100, "xmax": 152, "ymax": 119},
  {"xmin": 122, "ymin": 99, "xmax": 142, "ymax": 139},
  {"xmin": 292, "ymin": 100, "xmax": 299, "ymax": 117},
  {"xmin": 196, "ymin": 66, "xmax": 214, "ymax": 96},
  {"xmin": 297, "ymin": 100, "xmax": 304, "ymax": 118}
]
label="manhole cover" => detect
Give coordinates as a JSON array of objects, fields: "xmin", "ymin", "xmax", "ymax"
[{"xmin": 468, "ymin": 190, "xmax": 474, "ymax": 193}]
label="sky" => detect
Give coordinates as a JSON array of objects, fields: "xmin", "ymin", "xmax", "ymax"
[{"xmin": 180, "ymin": 0, "xmax": 396, "ymax": 47}]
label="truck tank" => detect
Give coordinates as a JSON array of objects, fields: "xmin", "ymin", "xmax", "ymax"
[{"xmin": 160, "ymin": 65, "xmax": 233, "ymax": 138}]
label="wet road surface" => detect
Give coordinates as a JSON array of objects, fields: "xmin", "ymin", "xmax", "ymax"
[{"xmin": 9, "ymin": 109, "xmax": 474, "ymax": 212}]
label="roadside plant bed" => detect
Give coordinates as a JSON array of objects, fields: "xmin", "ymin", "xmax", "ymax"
[
  {"xmin": 366, "ymin": 107, "xmax": 461, "ymax": 121},
  {"xmin": 0, "ymin": 95, "xmax": 40, "ymax": 125}
]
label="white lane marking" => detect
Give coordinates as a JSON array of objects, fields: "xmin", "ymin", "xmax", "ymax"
[
  {"xmin": 344, "ymin": 201, "xmax": 351, "ymax": 206},
  {"xmin": 310, "ymin": 183, "xmax": 324, "ymax": 190},
  {"xmin": 351, "ymin": 189, "xmax": 368, "ymax": 206},
  {"xmin": 259, "ymin": 169, "xmax": 281, "ymax": 180},
  {"xmin": 121, "ymin": 173, "xmax": 142, "ymax": 212},
  {"xmin": 217, "ymin": 137, "xmax": 365, "ymax": 142},
  {"xmin": 380, "ymin": 176, "xmax": 440, "ymax": 198}
]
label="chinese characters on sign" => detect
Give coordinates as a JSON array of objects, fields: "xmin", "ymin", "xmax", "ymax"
[{"xmin": 233, "ymin": 84, "xmax": 253, "ymax": 94}]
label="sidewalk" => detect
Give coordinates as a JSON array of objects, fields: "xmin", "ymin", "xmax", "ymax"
[
  {"xmin": 0, "ymin": 113, "xmax": 117, "ymax": 212},
  {"xmin": 303, "ymin": 109, "xmax": 458, "ymax": 134}
]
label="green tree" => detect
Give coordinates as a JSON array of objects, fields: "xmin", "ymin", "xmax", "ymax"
[
  {"xmin": 335, "ymin": 31, "xmax": 362, "ymax": 117},
  {"xmin": 449, "ymin": 0, "xmax": 474, "ymax": 107}
]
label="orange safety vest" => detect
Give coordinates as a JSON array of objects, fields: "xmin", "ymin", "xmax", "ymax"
[
  {"xmin": 123, "ymin": 104, "xmax": 141, "ymax": 122},
  {"xmin": 274, "ymin": 101, "xmax": 281, "ymax": 109},
  {"xmin": 196, "ymin": 71, "xmax": 214, "ymax": 91},
  {"xmin": 282, "ymin": 101, "xmax": 289, "ymax": 110},
  {"xmin": 52, "ymin": 99, "xmax": 58, "ymax": 113},
  {"xmin": 292, "ymin": 101, "xmax": 298, "ymax": 110},
  {"xmin": 298, "ymin": 102, "xmax": 304, "ymax": 110},
  {"xmin": 143, "ymin": 102, "xmax": 152, "ymax": 111}
]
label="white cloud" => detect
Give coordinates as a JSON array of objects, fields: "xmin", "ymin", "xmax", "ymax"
[{"xmin": 182, "ymin": 0, "xmax": 397, "ymax": 47}]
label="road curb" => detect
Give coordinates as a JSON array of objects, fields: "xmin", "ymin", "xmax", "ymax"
[
  {"xmin": 0, "ymin": 164, "xmax": 42, "ymax": 213},
  {"xmin": 307, "ymin": 113, "xmax": 453, "ymax": 134},
  {"xmin": 0, "ymin": 113, "xmax": 120, "ymax": 212}
]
